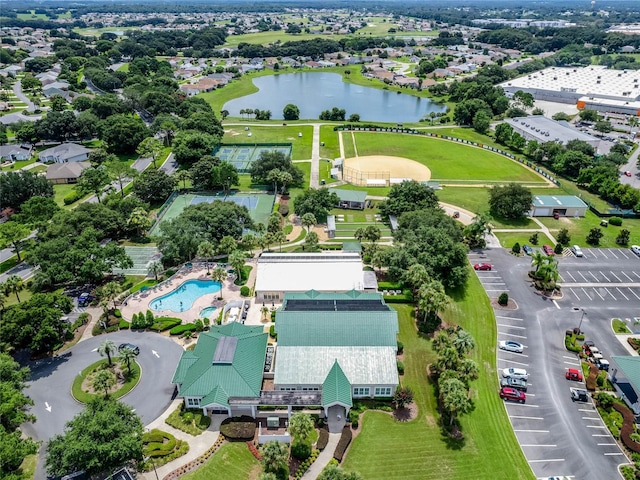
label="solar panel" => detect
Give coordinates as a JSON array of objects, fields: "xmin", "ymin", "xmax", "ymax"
[
  {"xmin": 283, "ymin": 299, "xmax": 389, "ymax": 312},
  {"xmin": 213, "ymin": 336, "xmax": 238, "ymax": 364}
]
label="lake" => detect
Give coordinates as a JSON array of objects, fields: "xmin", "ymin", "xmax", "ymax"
[{"xmin": 223, "ymin": 72, "xmax": 447, "ymax": 123}]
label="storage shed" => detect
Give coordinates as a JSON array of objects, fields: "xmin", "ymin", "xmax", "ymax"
[{"xmin": 530, "ymin": 195, "xmax": 588, "ymax": 218}]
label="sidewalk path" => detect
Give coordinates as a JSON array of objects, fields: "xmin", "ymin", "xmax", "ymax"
[
  {"xmin": 310, "ymin": 124, "xmax": 320, "ymax": 188},
  {"xmin": 138, "ymin": 399, "xmax": 222, "ymax": 480},
  {"xmin": 13, "ymin": 79, "xmax": 35, "ymax": 112},
  {"xmin": 301, "ymin": 432, "xmax": 340, "ymax": 480}
]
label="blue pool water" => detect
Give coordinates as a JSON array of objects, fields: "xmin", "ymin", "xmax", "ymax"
[
  {"xmin": 150, "ymin": 280, "xmax": 221, "ymax": 313},
  {"xmin": 199, "ymin": 306, "xmax": 218, "ymax": 319}
]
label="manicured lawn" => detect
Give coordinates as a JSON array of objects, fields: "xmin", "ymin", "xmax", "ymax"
[
  {"xmin": 18, "ymin": 453, "xmax": 37, "ymax": 480},
  {"xmin": 4, "ymin": 288, "xmax": 34, "ymax": 307},
  {"xmin": 71, "ymin": 359, "xmax": 141, "ymax": 403},
  {"xmin": 342, "ymin": 277, "xmax": 533, "ymax": 479},
  {"xmin": 180, "ymin": 442, "xmax": 260, "ymax": 480},
  {"xmin": 222, "ymin": 125, "xmax": 313, "ymax": 160},
  {"xmin": 352, "ymin": 132, "xmax": 546, "ymax": 184},
  {"xmin": 222, "ymin": 30, "xmax": 334, "ymax": 47},
  {"xmin": 53, "ymin": 183, "xmax": 85, "ymax": 207},
  {"xmin": 0, "ymin": 255, "xmax": 19, "ymax": 274},
  {"xmin": 319, "ymin": 159, "xmax": 338, "ymax": 184},
  {"xmin": 494, "ymin": 231, "xmax": 554, "ymax": 250},
  {"xmin": 320, "ymin": 125, "xmax": 341, "ymax": 160},
  {"xmin": 1, "ymin": 158, "xmax": 37, "ymax": 172},
  {"xmin": 341, "ymin": 131, "xmax": 356, "ymax": 159}
]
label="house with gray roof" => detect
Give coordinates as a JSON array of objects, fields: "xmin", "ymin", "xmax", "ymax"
[
  {"xmin": 45, "ymin": 161, "xmax": 90, "ymax": 184},
  {"xmin": 39, "ymin": 143, "xmax": 93, "ymax": 163},
  {"xmin": 0, "ymin": 144, "xmax": 32, "ymax": 161}
]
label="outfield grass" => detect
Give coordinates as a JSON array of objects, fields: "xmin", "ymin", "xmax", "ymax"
[
  {"xmin": 342, "ymin": 277, "xmax": 533, "ymax": 479},
  {"xmin": 342, "ymin": 131, "xmax": 356, "ymax": 159},
  {"xmin": 222, "ymin": 125, "xmax": 313, "ymax": 160},
  {"xmin": 180, "ymin": 442, "xmax": 260, "ymax": 480},
  {"xmin": 351, "ymin": 132, "xmax": 546, "ymax": 184}
]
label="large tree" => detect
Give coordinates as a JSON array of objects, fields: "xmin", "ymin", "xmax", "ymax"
[
  {"xmin": 107, "ymin": 160, "xmax": 138, "ymax": 198},
  {"xmin": 172, "ymin": 130, "xmax": 219, "ymax": 166},
  {"xmin": 488, "ymin": 183, "xmax": 532, "ymax": 220},
  {"xmin": 77, "ymin": 166, "xmax": 111, "ymax": 203},
  {"xmin": 293, "ymin": 188, "xmax": 340, "ymax": 223},
  {"xmin": 0, "ymin": 170, "xmax": 53, "ymax": 210},
  {"xmin": 46, "ymin": 398, "xmax": 144, "ymax": 476},
  {"xmin": 14, "ymin": 196, "xmax": 60, "ymax": 229},
  {"xmin": 132, "ymin": 169, "xmax": 177, "ymax": 204},
  {"xmin": 98, "ymin": 114, "xmax": 150, "ymax": 154},
  {"xmin": 283, "ymin": 104, "xmax": 300, "ymax": 120},
  {"xmin": 136, "ymin": 137, "xmax": 164, "ymax": 169},
  {"xmin": 0, "ymin": 221, "xmax": 31, "ymax": 262},
  {"xmin": 379, "ymin": 181, "xmax": 439, "ymax": 219},
  {"xmin": 249, "ymin": 150, "xmax": 303, "ymax": 187}
]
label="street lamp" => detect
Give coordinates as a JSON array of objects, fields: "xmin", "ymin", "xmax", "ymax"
[
  {"xmin": 576, "ymin": 308, "xmax": 586, "ymax": 333},
  {"xmin": 144, "ymin": 455, "xmax": 159, "ymax": 480}
]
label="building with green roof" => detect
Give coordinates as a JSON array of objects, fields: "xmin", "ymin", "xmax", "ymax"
[
  {"xmin": 530, "ymin": 195, "xmax": 587, "ymax": 217},
  {"xmin": 611, "ymin": 356, "xmax": 640, "ymax": 415},
  {"xmin": 329, "ymin": 188, "xmax": 367, "ymax": 210},
  {"xmin": 171, "ymin": 322, "xmax": 267, "ymax": 416}
]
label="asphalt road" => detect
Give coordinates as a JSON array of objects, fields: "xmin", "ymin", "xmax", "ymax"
[
  {"xmin": 22, "ymin": 331, "xmax": 183, "ymax": 479},
  {"xmin": 471, "ymin": 248, "xmax": 627, "ymax": 480}
]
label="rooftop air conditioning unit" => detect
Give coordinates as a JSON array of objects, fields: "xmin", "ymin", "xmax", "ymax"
[
  {"xmin": 536, "ymin": 128, "xmax": 541, "ymax": 132},
  {"xmin": 545, "ymin": 133, "xmax": 550, "ymax": 136},
  {"xmin": 553, "ymin": 77, "xmax": 557, "ymax": 80},
  {"xmin": 573, "ymin": 69, "xmax": 577, "ymax": 72}
]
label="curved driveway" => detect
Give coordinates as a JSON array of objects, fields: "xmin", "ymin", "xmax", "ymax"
[{"xmin": 23, "ymin": 331, "xmax": 184, "ymax": 443}]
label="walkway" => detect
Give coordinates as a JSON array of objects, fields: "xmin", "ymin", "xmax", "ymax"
[
  {"xmin": 12, "ymin": 79, "xmax": 35, "ymax": 112},
  {"xmin": 310, "ymin": 124, "xmax": 320, "ymax": 188},
  {"xmin": 301, "ymin": 432, "xmax": 340, "ymax": 480},
  {"xmin": 138, "ymin": 399, "xmax": 222, "ymax": 480}
]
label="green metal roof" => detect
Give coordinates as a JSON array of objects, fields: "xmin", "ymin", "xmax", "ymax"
[
  {"xmin": 612, "ymin": 356, "xmax": 640, "ymax": 391},
  {"xmin": 171, "ymin": 323, "xmax": 267, "ymax": 407},
  {"xmin": 342, "ymin": 241, "xmax": 362, "ymax": 252},
  {"xmin": 322, "ymin": 360, "xmax": 352, "ymax": 408},
  {"xmin": 275, "ymin": 311, "xmax": 398, "ymax": 347},
  {"xmin": 533, "ymin": 195, "xmax": 588, "ymax": 208},
  {"xmin": 283, "ymin": 290, "xmax": 383, "ymax": 301},
  {"xmin": 329, "ymin": 188, "xmax": 367, "ymax": 203}
]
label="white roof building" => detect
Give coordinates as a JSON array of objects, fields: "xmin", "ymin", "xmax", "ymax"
[{"xmin": 254, "ymin": 252, "xmax": 368, "ymax": 302}]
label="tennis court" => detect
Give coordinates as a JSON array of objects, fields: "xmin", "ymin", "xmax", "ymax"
[
  {"xmin": 149, "ymin": 192, "xmax": 275, "ymax": 236},
  {"xmin": 112, "ymin": 246, "xmax": 162, "ymax": 276},
  {"xmin": 213, "ymin": 143, "xmax": 292, "ymax": 172}
]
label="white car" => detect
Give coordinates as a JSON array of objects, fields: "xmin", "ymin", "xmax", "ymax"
[
  {"xmin": 502, "ymin": 368, "xmax": 529, "ymax": 380},
  {"xmin": 499, "ymin": 340, "xmax": 524, "ymax": 353},
  {"xmin": 632, "ymin": 245, "xmax": 640, "ymax": 257},
  {"xmin": 571, "ymin": 245, "xmax": 583, "ymax": 257}
]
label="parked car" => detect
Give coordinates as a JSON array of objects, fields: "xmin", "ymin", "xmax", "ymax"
[
  {"xmin": 78, "ymin": 292, "xmax": 93, "ymax": 307},
  {"xmin": 500, "ymin": 387, "xmax": 526, "ymax": 403},
  {"xmin": 625, "ymin": 171, "xmax": 633, "ymax": 177},
  {"xmin": 632, "ymin": 245, "xmax": 640, "ymax": 257},
  {"xmin": 565, "ymin": 368, "xmax": 583, "ymax": 381},
  {"xmin": 502, "ymin": 368, "xmax": 529, "ymax": 380},
  {"xmin": 522, "ymin": 244, "xmax": 533, "ymax": 256},
  {"xmin": 473, "ymin": 263, "xmax": 492, "ymax": 271},
  {"xmin": 595, "ymin": 359, "xmax": 610, "ymax": 371},
  {"xmin": 118, "ymin": 343, "xmax": 140, "ymax": 355},
  {"xmin": 571, "ymin": 245, "xmax": 583, "ymax": 257},
  {"xmin": 542, "ymin": 245, "xmax": 555, "ymax": 256},
  {"xmin": 571, "ymin": 389, "xmax": 589, "ymax": 402},
  {"xmin": 499, "ymin": 340, "xmax": 524, "ymax": 353},
  {"xmin": 501, "ymin": 377, "xmax": 528, "ymax": 392}
]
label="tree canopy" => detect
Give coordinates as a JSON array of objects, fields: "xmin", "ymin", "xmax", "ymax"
[
  {"xmin": 132, "ymin": 169, "xmax": 177, "ymax": 204},
  {"xmin": 379, "ymin": 181, "xmax": 439, "ymax": 219},
  {"xmin": 249, "ymin": 150, "xmax": 303, "ymax": 187},
  {"xmin": 46, "ymin": 398, "xmax": 144, "ymax": 477},
  {"xmin": 293, "ymin": 188, "xmax": 340, "ymax": 223},
  {"xmin": 488, "ymin": 184, "xmax": 533, "ymax": 220},
  {"xmin": 0, "ymin": 170, "xmax": 54, "ymax": 211}
]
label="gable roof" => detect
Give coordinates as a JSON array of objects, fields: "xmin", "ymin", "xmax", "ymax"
[
  {"xmin": 171, "ymin": 323, "xmax": 267, "ymax": 407},
  {"xmin": 322, "ymin": 360, "xmax": 352, "ymax": 408},
  {"xmin": 612, "ymin": 356, "xmax": 640, "ymax": 391},
  {"xmin": 45, "ymin": 161, "xmax": 89, "ymax": 180},
  {"xmin": 329, "ymin": 188, "xmax": 367, "ymax": 203},
  {"xmin": 39, "ymin": 143, "xmax": 92, "ymax": 161}
]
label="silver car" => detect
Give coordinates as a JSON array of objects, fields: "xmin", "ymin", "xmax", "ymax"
[{"xmin": 571, "ymin": 245, "xmax": 583, "ymax": 257}]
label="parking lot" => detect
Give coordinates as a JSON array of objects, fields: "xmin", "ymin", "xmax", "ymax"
[
  {"xmin": 469, "ymin": 249, "xmax": 627, "ymax": 480},
  {"xmin": 559, "ymin": 247, "xmax": 640, "ymax": 304}
]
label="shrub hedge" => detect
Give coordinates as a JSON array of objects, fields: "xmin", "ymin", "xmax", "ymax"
[
  {"xmin": 119, "ymin": 319, "xmax": 130, "ymax": 329},
  {"xmin": 609, "ymin": 216, "xmax": 623, "ymax": 226},
  {"xmin": 498, "ymin": 292, "xmax": 509, "ymax": 306},
  {"xmin": 270, "ymin": 325, "xmax": 277, "ymax": 339},
  {"xmin": 240, "ymin": 286, "xmax": 250, "ymax": 296},
  {"xmin": 333, "ymin": 426, "xmax": 353, "ymax": 462},
  {"xmin": 170, "ymin": 324, "xmax": 198, "ymax": 335},
  {"xmin": 151, "ymin": 317, "xmax": 182, "ymax": 332},
  {"xmin": 220, "ymin": 417, "xmax": 256, "ymax": 440},
  {"xmin": 317, "ymin": 428, "xmax": 329, "ymax": 451},
  {"xmin": 293, "ymin": 449, "xmax": 319, "ymax": 479},
  {"xmin": 565, "ymin": 333, "xmax": 581, "ymax": 352},
  {"xmin": 397, "ymin": 360, "xmax": 405, "ymax": 375},
  {"xmin": 165, "ymin": 405, "xmax": 211, "ymax": 436},
  {"xmin": 63, "ymin": 190, "xmax": 83, "ymax": 205}
]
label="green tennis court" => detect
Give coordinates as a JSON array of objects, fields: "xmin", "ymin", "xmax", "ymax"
[
  {"xmin": 213, "ymin": 143, "xmax": 292, "ymax": 173},
  {"xmin": 149, "ymin": 192, "xmax": 275, "ymax": 236}
]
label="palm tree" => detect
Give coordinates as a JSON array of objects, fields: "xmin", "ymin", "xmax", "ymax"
[
  {"xmin": 259, "ymin": 441, "xmax": 289, "ymax": 475},
  {"xmin": 392, "ymin": 386, "xmax": 414, "ymax": 409},
  {"xmin": 92, "ymin": 369, "xmax": 116, "ymax": 397},
  {"xmin": 176, "ymin": 170, "xmax": 190, "ymax": 190},
  {"xmin": 127, "ymin": 207, "xmax": 151, "ymax": 237},
  {"xmin": 148, "ymin": 261, "xmax": 164, "ymax": 281},
  {"xmin": 288, "ymin": 412, "xmax": 314, "ymax": 442},
  {"xmin": 440, "ymin": 377, "xmax": 474, "ymax": 425},
  {"xmin": 452, "ymin": 329, "xmax": 475, "ymax": 356},
  {"xmin": 98, "ymin": 339, "xmax": 118, "ymax": 366},
  {"xmin": 403, "ymin": 264, "xmax": 430, "ymax": 294},
  {"xmin": 261, "ymin": 305, "xmax": 270, "ymax": 322},
  {"xmin": 272, "ymin": 231, "xmax": 286, "ymax": 252},
  {"xmin": 118, "ymin": 347, "xmax": 137, "ymax": 375},
  {"xmin": 100, "ymin": 281, "xmax": 121, "ymax": 312},
  {"xmin": 229, "ymin": 250, "xmax": 246, "ymax": 284},
  {"xmin": 4, "ymin": 275, "xmax": 24, "ymax": 303},
  {"xmin": 211, "ymin": 266, "xmax": 227, "ymax": 299},
  {"xmin": 432, "ymin": 330, "xmax": 452, "ymax": 355},
  {"xmin": 417, "ymin": 279, "xmax": 448, "ymax": 323},
  {"xmin": 197, "ymin": 241, "xmax": 216, "ymax": 274},
  {"xmin": 300, "ymin": 213, "xmax": 317, "ymax": 233},
  {"xmin": 530, "ymin": 251, "xmax": 546, "ymax": 273},
  {"xmin": 458, "ymin": 358, "xmax": 479, "ymax": 384}
]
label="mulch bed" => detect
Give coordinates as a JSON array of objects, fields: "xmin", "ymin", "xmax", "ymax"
[{"xmin": 490, "ymin": 298, "xmax": 518, "ymax": 310}]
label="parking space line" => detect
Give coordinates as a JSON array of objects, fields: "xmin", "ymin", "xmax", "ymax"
[
  {"xmin": 610, "ymin": 271, "xmax": 622, "ymax": 282},
  {"xmin": 608, "ymin": 249, "xmax": 619, "ymax": 259},
  {"xmin": 616, "ymin": 288, "xmax": 629, "ymax": 300},
  {"xmin": 586, "ymin": 425, "xmax": 608, "ymax": 429},
  {"xmin": 599, "ymin": 250, "xmax": 608, "ymax": 259},
  {"xmin": 604, "ymin": 453, "xmax": 625, "ymax": 456},
  {"xmin": 582, "ymin": 417, "xmax": 602, "ymax": 420},
  {"xmin": 500, "ymin": 351, "xmax": 529, "ymax": 358},
  {"xmin": 593, "ymin": 289, "xmax": 605, "ymax": 301},
  {"xmin": 510, "ymin": 416, "xmax": 543, "ymax": 420},
  {"xmin": 600, "ymin": 271, "xmax": 610, "ymax": 282},
  {"xmin": 592, "ymin": 434, "xmax": 610, "ymax": 437},
  {"xmin": 506, "ymin": 403, "xmax": 539, "ymax": 408},
  {"xmin": 598, "ymin": 443, "xmax": 617, "ymax": 446},
  {"xmin": 498, "ymin": 358, "xmax": 529, "ymax": 367},
  {"xmin": 563, "ymin": 355, "xmax": 577, "ymax": 360},
  {"xmin": 496, "ymin": 315, "xmax": 523, "ymax": 321},
  {"xmin": 528, "ymin": 459, "xmax": 564, "ymax": 463},
  {"xmin": 498, "ymin": 331, "xmax": 527, "ymax": 339},
  {"xmin": 564, "ymin": 361, "xmax": 580, "ymax": 366},
  {"xmin": 628, "ymin": 288, "xmax": 640, "ymax": 300},
  {"xmin": 514, "ymin": 429, "xmax": 548, "ymax": 433},
  {"xmin": 566, "ymin": 272, "xmax": 577, "ymax": 282},
  {"xmin": 620, "ymin": 250, "xmax": 630, "ymax": 259},
  {"xmin": 623, "ymin": 272, "xmax": 634, "ymax": 282},
  {"xmin": 604, "ymin": 288, "xmax": 616, "ymax": 300},
  {"xmin": 634, "ymin": 272, "xmax": 640, "ymax": 280},
  {"xmin": 569, "ymin": 288, "xmax": 580, "ymax": 300},
  {"xmin": 578, "ymin": 271, "xmax": 589, "ymax": 282},
  {"xmin": 497, "ymin": 324, "xmax": 526, "ymax": 330},
  {"xmin": 581, "ymin": 288, "xmax": 593, "ymax": 300},
  {"xmin": 579, "ymin": 409, "xmax": 596, "ymax": 412},
  {"xmin": 589, "ymin": 250, "xmax": 597, "ymax": 258},
  {"xmin": 521, "ymin": 444, "xmax": 556, "ymax": 447},
  {"xmin": 589, "ymin": 271, "xmax": 599, "ymax": 282}
]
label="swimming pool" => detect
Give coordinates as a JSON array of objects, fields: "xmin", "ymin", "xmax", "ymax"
[
  {"xmin": 150, "ymin": 280, "xmax": 221, "ymax": 313},
  {"xmin": 199, "ymin": 306, "xmax": 218, "ymax": 319}
]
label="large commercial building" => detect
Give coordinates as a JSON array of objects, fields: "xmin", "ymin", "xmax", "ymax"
[
  {"xmin": 505, "ymin": 116, "xmax": 600, "ymax": 150},
  {"xmin": 254, "ymin": 252, "xmax": 377, "ymax": 302},
  {"xmin": 499, "ymin": 66, "xmax": 640, "ymax": 115}
]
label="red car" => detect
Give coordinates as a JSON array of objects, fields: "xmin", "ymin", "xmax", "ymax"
[
  {"xmin": 625, "ymin": 171, "xmax": 632, "ymax": 177},
  {"xmin": 474, "ymin": 263, "xmax": 492, "ymax": 271},
  {"xmin": 566, "ymin": 368, "xmax": 583, "ymax": 381},
  {"xmin": 543, "ymin": 245, "xmax": 555, "ymax": 256},
  {"xmin": 499, "ymin": 387, "xmax": 526, "ymax": 403}
]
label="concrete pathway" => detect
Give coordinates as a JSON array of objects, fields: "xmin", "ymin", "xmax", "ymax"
[
  {"xmin": 301, "ymin": 432, "xmax": 340, "ymax": 480},
  {"xmin": 13, "ymin": 79, "xmax": 35, "ymax": 112},
  {"xmin": 310, "ymin": 124, "xmax": 320, "ymax": 188},
  {"xmin": 138, "ymin": 399, "xmax": 222, "ymax": 480},
  {"xmin": 530, "ymin": 217, "xmax": 557, "ymax": 244}
]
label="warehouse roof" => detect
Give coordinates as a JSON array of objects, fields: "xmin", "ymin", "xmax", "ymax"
[
  {"xmin": 612, "ymin": 356, "xmax": 640, "ymax": 392},
  {"xmin": 329, "ymin": 188, "xmax": 368, "ymax": 203},
  {"xmin": 255, "ymin": 253, "xmax": 365, "ymax": 292},
  {"xmin": 505, "ymin": 116, "xmax": 598, "ymax": 145},
  {"xmin": 533, "ymin": 195, "xmax": 588, "ymax": 209}
]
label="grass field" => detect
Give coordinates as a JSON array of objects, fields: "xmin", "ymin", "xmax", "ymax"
[
  {"xmin": 223, "ymin": 30, "xmax": 334, "ymax": 47},
  {"xmin": 351, "ymin": 132, "xmax": 546, "ymax": 184},
  {"xmin": 342, "ymin": 277, "xmax": 533, "ymax": 479},
  {"xmin": 181, "ymin": 442, "xmax": 260, "ymax": 480},
  {"xmin": 320, "ymin": 125, "xmax": 341, "ymax": 160},
  {"xmin": 222, "ymin": 125, "xmax": 313, "ymax": 160},
  {"xmin": 494, "ymin": 231, "xmax": 554, "ymax": 250}
]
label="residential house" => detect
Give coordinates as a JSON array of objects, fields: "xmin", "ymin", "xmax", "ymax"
[
  {"xmin": 39, "ymin": 143, "xmax": 93, "ymax": 163},
  {"xmin": 43, "ymin": 81, "xmax": 70, "ymax": 99},
  {"xmin": 0, "ymin": 144, "xmax": 32, "ymax": 161},
  {"xmin": 45, "ymin": 161, "xmax": 90, "ymax": 184}
]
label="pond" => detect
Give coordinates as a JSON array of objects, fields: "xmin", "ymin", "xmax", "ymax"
[{"xmin": 223, "ymin": 72, "xmax": 447, "ymax": 123}]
